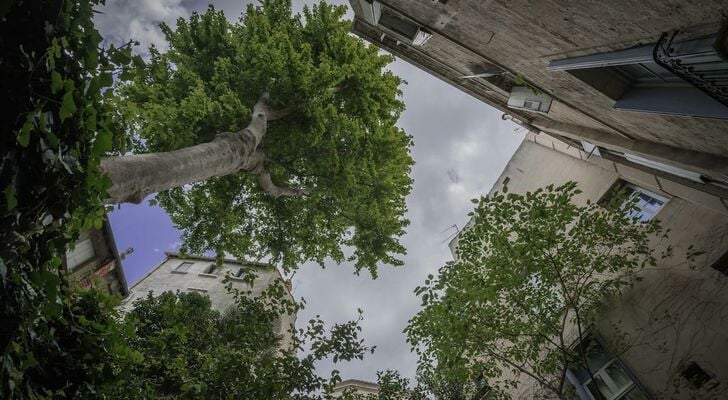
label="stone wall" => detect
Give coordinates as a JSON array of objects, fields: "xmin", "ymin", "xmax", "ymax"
[{"xmin": 351, "ymin": 0, "xmax": 728, "ymax": 162}]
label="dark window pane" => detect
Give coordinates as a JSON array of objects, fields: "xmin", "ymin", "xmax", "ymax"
[{"xmin": 379, "ymin": 13, "xmax": 419, "ymax": 40}]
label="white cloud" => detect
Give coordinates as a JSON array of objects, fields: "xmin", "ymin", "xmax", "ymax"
[{"xmin": 95, "ymin": 0, "xmax": 189, "ymax": 52}]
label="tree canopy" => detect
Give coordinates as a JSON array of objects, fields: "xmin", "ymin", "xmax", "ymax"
[
  {"xmin": 102, "ymin": 289, "xmax": 373, "ymax": 400},
  {"xmin": 406, "ymin": 182, "xmax": 671, "ymax": 399},
  {"xmin": 114, "ymin": 0, "xmax": 414, "ymax": 276}
]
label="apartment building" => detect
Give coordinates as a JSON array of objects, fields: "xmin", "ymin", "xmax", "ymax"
[
  {"xmin": 349, "ymin": 0, "xmax": 728, "ymax": 188},
  {"xmin": 120, "ymin": 253, "xmax": 296, "ymax": 350},
  {"xmin": 450, "ymin": 132, "xmax": 728, "ymax": 399}
]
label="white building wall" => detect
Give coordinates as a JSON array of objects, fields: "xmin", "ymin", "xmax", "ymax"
[{"xmin": 121, "ymin": 254, "xmax": 296, "ymax": 350}]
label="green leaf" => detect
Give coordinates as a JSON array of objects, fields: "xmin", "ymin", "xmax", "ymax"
[
  {"xmin": 17, "ymin": 116, "xmax": 33, "ymax": 147},
  {"xmin": 60, "ymin": 90, "xmax": 77, "ymax": 121},
  {"xmin": 4, "ymin": 182, "xmax": 17, "ymax": 211},
  {"xmin": 93, "ymin": 130, "xmax": 113, "ymax": 155},
  {"xmin": 51, "ymin": 71, "xmax": 63, "ymax": 94}
]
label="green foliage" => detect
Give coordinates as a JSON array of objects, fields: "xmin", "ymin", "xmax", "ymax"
[
  {"xmin": 0, "ymin": 0, "xmax": 134, "ymax": 397},
  {"xmin": 406, "ymin": 182, "xmax": 667, "ymax": 399},
  {"xmin": 117, "ymin": 0, "xmax": 414, "ymax": 276},
  {"xmin": 336, "ymin": 369, "xmax": 481, "ymax": 400},
  {"xmin": 100, "ymin": 290, "xmax": 374, "ymax": 400}
]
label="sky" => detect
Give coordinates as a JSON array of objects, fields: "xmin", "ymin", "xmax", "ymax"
[{"xmin": 98, "ymin": 0, "xmax": 525, "ymax": 383}]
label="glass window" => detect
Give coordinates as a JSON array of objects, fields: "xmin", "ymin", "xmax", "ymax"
[
  {"xmin": 622, "ymin": 184, "xmax": 667, "ymax": 222},
  {"xmin": 175, "ymin": 261, "xmax": 193, "ymax": 272},
  {"xmin": 66, "ymin": 239, "xmax": 95, "ymax": 270},
  {"xmin": 572, "ymin": 338, "xmax": 650, "ymax": 400},
  {"xmin": 234, "ymin": 268, "xmax": 245, "ymax": 278},
  {"xmin": 379, "ymin": 13, "xmax": 419, "ymax": 40}
]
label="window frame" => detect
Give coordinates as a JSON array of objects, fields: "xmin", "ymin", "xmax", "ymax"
[
  {"xmin": 600, "ymin": 180, "xmax": 668, "ymax": 222},
  {"xmin": 174, "ymin": 261, "xmax": 193, "ymax": 273},
  {"xmin": 583, "ymin": 359, "xmax": 639, "ymax": 400},
  {"xmin": 570, "ymin": 336, "xmax": 651, "ymax": 400},
  {"xmin": 65, "ymin": 238, "xmax": 96, "ymax": 271},
  {"xmin": 200, "ymin": 264, "xmax": 218, "ymax": 276}
]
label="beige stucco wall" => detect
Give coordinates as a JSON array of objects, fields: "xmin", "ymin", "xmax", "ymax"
[
  {"xmin": 475, "ymin": 133, "xmax": 728, "ymax": 399},
  {"xmin": 120, "ymin": 255, "xmax": 296, "ymax": 350}
]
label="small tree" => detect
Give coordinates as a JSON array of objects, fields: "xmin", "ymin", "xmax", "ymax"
[
  {"xmin": 105, "ymin": 289, "xmax": 374, "ymax": 399},
  {"xmin": 406, "ymin": 182, "xmax": 671, "ymax": 399},
  {"xmin": 102, "ymin": 0, "xmax": 413, "ymax": 275}
]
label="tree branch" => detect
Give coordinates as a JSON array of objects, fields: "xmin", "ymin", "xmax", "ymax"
[{"xmin": 249, "ymin": 151, "xmax": 312, "ymax": 199}]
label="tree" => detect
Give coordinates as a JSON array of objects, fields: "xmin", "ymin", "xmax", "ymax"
[
  {"xmin": 102, "ymin": 289, "xmax": 374, "ymax": 400},
  {"xmin": 102, "ymin": 0, "xmax": 413, "ymax": 275},
  {"xmin": 406, "ymin": 182, "xmax": 673, "ymax": 400},
  {"xmin": 335, "ymin": 369, "xmax": 483, "ymax": 400}
]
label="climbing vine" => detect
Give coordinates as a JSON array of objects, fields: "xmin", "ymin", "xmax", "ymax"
[{"xmin": 0, "ymin": 0, "xmax": 135, "ymax": 397}]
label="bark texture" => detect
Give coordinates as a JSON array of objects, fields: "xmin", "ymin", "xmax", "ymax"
[{"xmin": 101, "ymin": 93, "xmax": 305, "ymax": 204}]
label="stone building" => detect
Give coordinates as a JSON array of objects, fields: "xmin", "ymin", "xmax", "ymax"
[
  {"xmin": 450, "ymin": 132, "xmax": 728, "ymax": 399},
  {"xmin": 65, "ymin": 220, "xmax": 128, "ymax": 297},
  {"xmin": 120, "ymin": 253, "xmax": 296, "ymax": 350},
  {"xmin": 349, "ymin": 0, "xmax": 728, "ymax": 187},
  {"xmin": 331, "ymin": 379, "xmax": 381, "ymax": 398}
]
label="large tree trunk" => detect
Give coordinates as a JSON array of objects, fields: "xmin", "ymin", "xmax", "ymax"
[{"xmin": 101, "ymin": 93, "xmax": 303, "ymax": 204}]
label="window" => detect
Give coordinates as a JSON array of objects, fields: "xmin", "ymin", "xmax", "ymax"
[
  {"xmin": 234, "ymin": 268, "xmax": 245, "ymax": 278},
  {"xmin": 202, "ymin": 264, "xmax": 217, "ymax": 275},
  {"xmin": 680, "ymin": 362, "xmax": 713, "ymax": 389},
  {"xmin": 602, "ymin": 181, "xmax": 667, "ymax": 222},
  {"xmin": 65, "ymin": 239, "xmax": 95, "ymax": 270},
  {"xmin": 174, "ymin": 261, "xmax": 193, "ymax": 273},
  {"xmin": 378, "ymin": 11, "xmax": 432, "ymax": 46},
  {"xmin": 549, "ymin": 34, "xmax": 728, "ymax": 119},
  {"xmin": 356, "ymin": 1, "xmax": 432, "ymax": 46},
  {"xmin": 711, "ymin": 251, "xmax": 728, "ymax": 276},
  {"xmin": 571, "ymin": 339, "xmax": 649, "ymax": 400}
]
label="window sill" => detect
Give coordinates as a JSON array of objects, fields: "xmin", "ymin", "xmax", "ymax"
[
  {"xmin": 198, "ymin": 273, "xmax": 218, "ymax": 278},
  {"xmin": 229, "ymin": 276, "xmax": 246, "ymax": 282},
  {"xmin": 171, "ymin": 270, "xmax": 188, "ymax": 275},
  {"xmin": 188, "ymin": 287, "xmax": 208, "ymax": 293}
]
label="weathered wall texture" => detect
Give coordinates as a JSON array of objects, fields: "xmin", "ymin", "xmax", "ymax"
[
  {"xmin": 120, "ymin": 254, "xmax": 296, "ymax": 350},
  {"xmin": 351, "ymin": 0, "xmax": 728, "ymax": 163},
  {"xmin": 67, "ymin": 222, "xmax": 128, "ymax": 297},
  {"xmin": 482, "ymin": 133, "xmax": 728, "ymax": 399}
]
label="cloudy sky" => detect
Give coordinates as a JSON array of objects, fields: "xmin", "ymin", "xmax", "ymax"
[{"xmin": 98, "ymin": 0, "xmax": 525, "ymax": 383}]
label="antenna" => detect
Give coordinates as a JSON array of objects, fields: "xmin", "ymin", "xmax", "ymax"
[{"xmin": 440, "ymin": 224, "xmax": 460, "ymax": 243}]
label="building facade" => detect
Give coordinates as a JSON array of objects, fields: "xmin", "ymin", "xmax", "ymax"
[
  {"xmin": 120, "ymin": 253, "xmax": 296, "ymax": 349},
  {"xmin": 451, "ymin": 132, "xmax": 728, "ymax": 399},
  {"xmin": 349, "ymin": 0, "xmax": 728, "ymax": 187},
  {"xmin": 65, "ymin": 220, "xmax": 128, "ymax": 297},
  {"xmin": 331, "ymin": 379, "xmax": 381, "ymax": 398}
]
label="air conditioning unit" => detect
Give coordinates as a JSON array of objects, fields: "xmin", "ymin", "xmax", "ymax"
[{"xmin": 507, "ymin": 86, "xmax": 553, "ymax": 113}]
